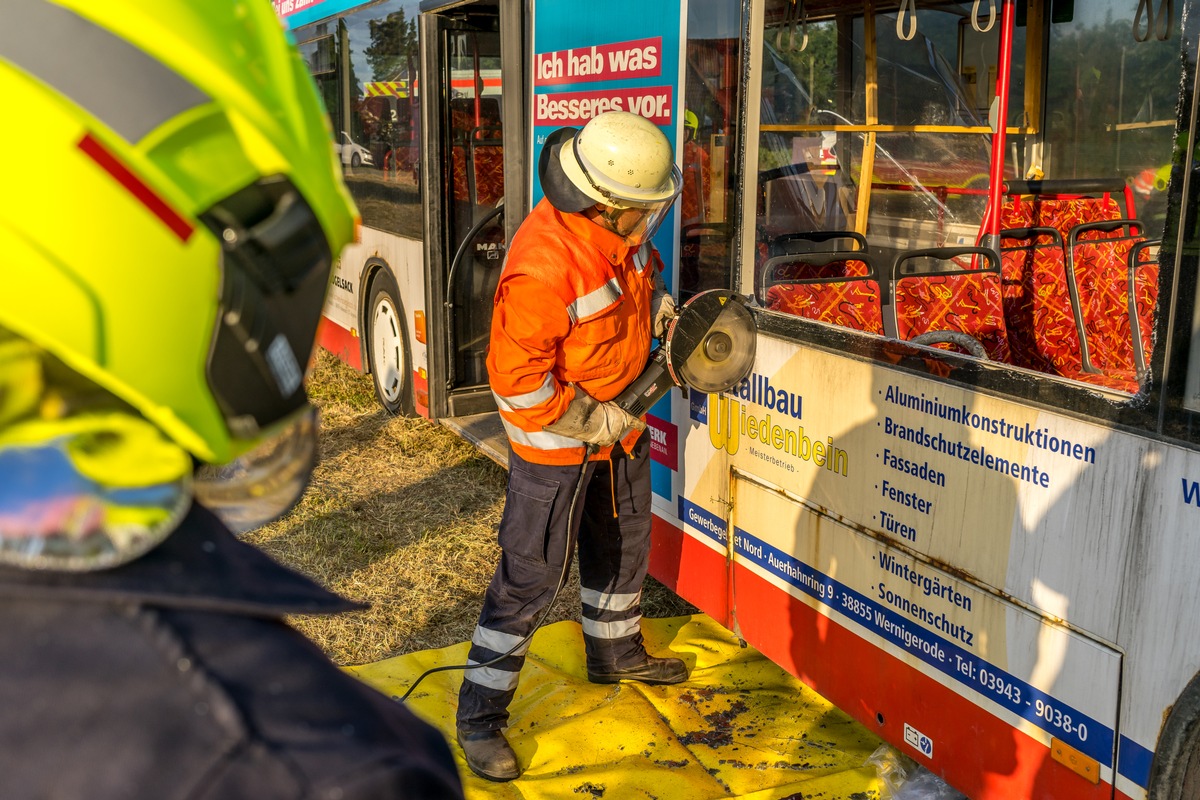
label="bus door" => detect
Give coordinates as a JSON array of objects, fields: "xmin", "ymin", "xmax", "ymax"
[{"xmin": 420, "ymin": 0, "xmax": 525, "ymax": 450}]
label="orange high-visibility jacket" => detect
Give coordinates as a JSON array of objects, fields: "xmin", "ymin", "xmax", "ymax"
[{"xmin": 488, "ymin": 198, "xmax": 663, "ymax": 465}]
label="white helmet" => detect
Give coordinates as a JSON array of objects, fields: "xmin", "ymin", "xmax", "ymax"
[{"xmin": 540, "ymin": 111, "xmax": 681, "ymax": 244}]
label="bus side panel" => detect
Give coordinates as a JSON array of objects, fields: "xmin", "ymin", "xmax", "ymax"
[
  {"xmin": 1113, "ymin": 440, "xmax": 1200, "ymax": 799},
  {"xmin": 649, "ymin": 514, "xmax": 731, "ymax": 628},
  {"xmin": 661, "ymin": 332, "xmax": 1200, "ymax": 798},
  {"xmin": 319, "ymin": 229, "xmax": 430, "ymax": 415},
  {"xmin": 318, "ymin": 315, "xmax": 362, "ymax": 371},
  {"xmin": 320, "ymin": 246, "xmax": 365, "ymax": 371},
  {"xmin": 730, "ymin": 475, "xmax": 1122, "ymax": 799}
]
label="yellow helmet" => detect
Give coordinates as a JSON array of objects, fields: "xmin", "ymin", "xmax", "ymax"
[
  {"xmin": 0, "ymin": 0, "xmax": 355, "ymax": 466},
  {"xmin": 539, "ymin": 111, "xmax": 681, "ymax": 245},
  {"xmin": 0, "ymin": 0, "xmax": 356, "ymax": 566}
]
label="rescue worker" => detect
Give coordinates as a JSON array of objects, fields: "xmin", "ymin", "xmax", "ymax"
[
  {"xmin": 0, "ymin": 2, "xmax": 462, "ymax": 797},
  {"xmin": 681, "ymin": 108, "xmax": 712, "ymax": 227},
  {"xmin": 680, "ymin": 108, "xmax": 712, "ymax": 291},
  {"xmin": 456, "ymin": 111, "xmax": 686, "ymax": 782}
]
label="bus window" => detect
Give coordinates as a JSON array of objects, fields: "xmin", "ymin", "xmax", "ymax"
[
  {"xmin": 295, "ymin": 1, "xmax": 423, "ymax": 240},
  {"xmin": 680, "ymin": 0, "xmax": 744, "ymax": 298},
  {"xmin": 754, "ymin": 0, "xmax": 1179, "ymax": 399},
  {"xmin": 1042, "ymin": 0, "xmax": 1179, "ymax": 233}
]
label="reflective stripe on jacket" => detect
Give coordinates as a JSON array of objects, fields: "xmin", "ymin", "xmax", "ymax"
[{"xmin": 488, "ymin": 198, "xmax": 661, "ymax": 465}]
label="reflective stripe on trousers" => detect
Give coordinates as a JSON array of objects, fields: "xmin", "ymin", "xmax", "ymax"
[{"xmin": 456, "ymin": 431, "xmax": 653, "ymax": 732}]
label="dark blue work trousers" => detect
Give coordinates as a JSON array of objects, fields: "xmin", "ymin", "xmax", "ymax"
[{"xmin": 456, "ymin": 431, "xmax": 653, "ymax": 732}]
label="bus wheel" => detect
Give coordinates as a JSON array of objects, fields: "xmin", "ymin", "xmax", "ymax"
[
  {"xmin": 366, "ymin": 270, "xmax": 414, "ymax": 416},
  {"xmin": 1150, "ymin": 672, "xmax": 1200, "ymax": 798}
]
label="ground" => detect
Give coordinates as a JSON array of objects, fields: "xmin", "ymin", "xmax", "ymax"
[{"xmin": 245, "ymin": 350, "xmax": 696, "ymax": 666}]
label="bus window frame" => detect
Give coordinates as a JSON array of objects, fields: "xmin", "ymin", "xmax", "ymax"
[
  {"xmin": 740, "ymin": 0, "xmax": 1199, "ymax": 448},
  {"xmin": 296, "ymin": 32, "xmax": 338, "ymax": 76}
]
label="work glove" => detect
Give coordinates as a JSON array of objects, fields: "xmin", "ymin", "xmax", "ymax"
[
  {"xmin": 543, "ymin": 389, "xmax": 645, "ymax": 448},
  {"xmin": 651, "ymin": 269, "xmax": 677, "ymax": 339}
]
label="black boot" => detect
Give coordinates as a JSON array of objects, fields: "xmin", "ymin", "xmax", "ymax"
[
  {"xmin": 457, "ymin": 729, "xmax": 520, "ymax": 782},
  {"xmin": 587, "ymin": 655, "xmax": 688, "ymax": 685}
]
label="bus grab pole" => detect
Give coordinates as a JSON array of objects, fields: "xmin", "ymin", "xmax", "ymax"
[{"xmin": 985, "ymin": 0, "xmax": 1017, "ymax": 249}]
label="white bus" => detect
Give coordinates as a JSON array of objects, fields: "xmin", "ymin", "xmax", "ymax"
[
  {"xmin": 280, "ymin": 0, "xmax": 1200, "ymax": 797},
  {"xmin": 280, "ymin": 0, "xmax": 510, "ymax": 452}
]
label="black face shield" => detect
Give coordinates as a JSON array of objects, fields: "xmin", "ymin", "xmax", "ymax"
[{"xmin": 199, "ymin": 176, "xmax": 331, "ymax": 439}]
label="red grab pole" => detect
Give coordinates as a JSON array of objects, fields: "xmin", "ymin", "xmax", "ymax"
[{"xmin": 987, "ymin": 0, "xmax": 1017, "ymax": 241}]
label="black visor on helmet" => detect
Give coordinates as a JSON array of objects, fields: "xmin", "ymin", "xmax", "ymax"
[
  {"xmin": 199, "ymin": 176, "xmax": 331, "ymax": 439},
  {"xmin": 538, "ymin": 127, "xmax": 596, "ymax": 213}
]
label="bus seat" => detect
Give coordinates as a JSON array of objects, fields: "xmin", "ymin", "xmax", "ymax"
[
  {"xmin": 890, "ymin": 247, "xmax": 1011, "ymax": 362},
  {"xmin": 755, "ymin": 229, "xmax": 869, "ymax": 298},
  {"xmin": 1068, "ymin": 220, "xmax": 1147, "ymax": 377},
  {"xmin": 996, "ymin": 180, "xmax": 1146, "ymax": 391},
  {"xmin": 1002, "ymin": 179, "xmax": 1130, "ymax": 243},
  {"xmin": 451, "ymin": 123, "xmax": 504, "ymax": 207},
  {"xmin": 763, "ymin": 252, "xmax": 884, "ymax": 335}
]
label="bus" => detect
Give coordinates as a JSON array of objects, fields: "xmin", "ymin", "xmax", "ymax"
[{"xmin": 277, "ymin": 0, "xmax": 1200, "ymax": 797}]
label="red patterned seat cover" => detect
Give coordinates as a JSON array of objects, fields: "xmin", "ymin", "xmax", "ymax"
[
  {"xmin": 449, "ymin": 105, "xmax": 504, "ymax": 206},
  {"xmin": 764, "ymin": 256, "xmax": 882, "ymax": 334},
  {"xmin": 1027, "ymin": 195, "xmax": 1123, "ymax": 232},
  {"xmin": 893, "ymin": 270, "xmax": 1011, "ymax": 363},
  {"xmin": 765, "ymin": 277, "xmax": 884, "ymax": 334}
]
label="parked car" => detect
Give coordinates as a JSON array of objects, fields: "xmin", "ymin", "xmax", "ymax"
[{"xmin": 334, "ymin": 131, "xmax": 373, "ymax": 168}]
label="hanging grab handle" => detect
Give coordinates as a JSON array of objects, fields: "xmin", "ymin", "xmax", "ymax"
[
  {"xmin": 1158, "ymin": 0, "xmax": 1175, "ymax": 40},
  {"xmin": 1134, "ymin": 0, "xmax": 1174, "ymax": 42},
  {"xmin": 775, "ymin": 0, "xmax": 809, "ymax": 53},
  {"xmin": 971, "ymin": 0, "xmax": 996, "ymax": 33},
  {"xmin": 897, "ymin": 0, "xmax": 918, "ymax": 41},
  {"xmin": 775, "ymin": 0, "xmax": 793, "ymax": 51}
]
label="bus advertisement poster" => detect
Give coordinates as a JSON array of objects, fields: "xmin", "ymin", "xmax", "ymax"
[
  {"xmin": 529, "ymin": 0, "xmax": 684, "ymax": 277},
  {"xmin": 531, "ymin": 0, "xmax": 686, "ymax": 502},
  {"xmin": 274, "ymin": 0, "xmax": 363, "ymax": 30}
]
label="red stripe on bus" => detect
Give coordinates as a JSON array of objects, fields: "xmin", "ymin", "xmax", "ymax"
[
  {"xmin": 77, "ymin": 133, "xmax": 194, "ymax": 242},
  {"xmin": 317, "ymin": 317, "xmax": 363, "ymax": 371},
  {"xmin": 650, "ymin": 516, "xmax": 731, "ymax": 628}
]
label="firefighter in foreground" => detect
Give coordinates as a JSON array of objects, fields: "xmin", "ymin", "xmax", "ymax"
[
  {"xmin": 0, "ymin": 2, "xmax": 462, "ymax": 797},
  {"xmin": 456, "ymin": 111, "xmax": 685, "ymax": 781}
]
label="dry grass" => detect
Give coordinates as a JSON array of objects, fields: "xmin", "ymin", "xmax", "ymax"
[{"xmin": 245, "ymin": 350, "xmax": 695, "ymax": 666}]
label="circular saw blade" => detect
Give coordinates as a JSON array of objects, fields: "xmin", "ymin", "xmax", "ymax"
[{"xmin": 665, "ymin": 290, "xmax": 756, "ymax": 393}]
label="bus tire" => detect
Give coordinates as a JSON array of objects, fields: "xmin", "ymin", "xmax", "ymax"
[
  {"xmin": 366, "ymin": 269, "xmax": 415, "ymax": 416},
  {"xmin": 1149, "ymin": 672, "xmax": 1200, "ymax": 799}
]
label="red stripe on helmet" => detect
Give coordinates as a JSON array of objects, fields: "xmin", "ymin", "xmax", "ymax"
[{"xmin": 77, "ymin": 133, "xmax": 194, "ymax": 242}]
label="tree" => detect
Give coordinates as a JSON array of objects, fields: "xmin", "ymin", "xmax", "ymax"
[{"xmin": 365, "ymin": 8, "xmax": 419, "ymax": 83}]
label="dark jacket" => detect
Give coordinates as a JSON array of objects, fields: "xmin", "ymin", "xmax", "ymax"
[{"xmin": 0, "ymin": 503, "xmax": 463, "ymax": 800}]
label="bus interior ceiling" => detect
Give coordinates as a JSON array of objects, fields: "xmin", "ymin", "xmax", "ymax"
[{"xmin": 756, "ymin": 0, "xmax": 1177, "ymax": 398}]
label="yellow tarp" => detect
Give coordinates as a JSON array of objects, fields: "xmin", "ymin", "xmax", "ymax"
[{"xmin": 349, "ymin": 614, "xmax": 885, "ymax": 799}]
